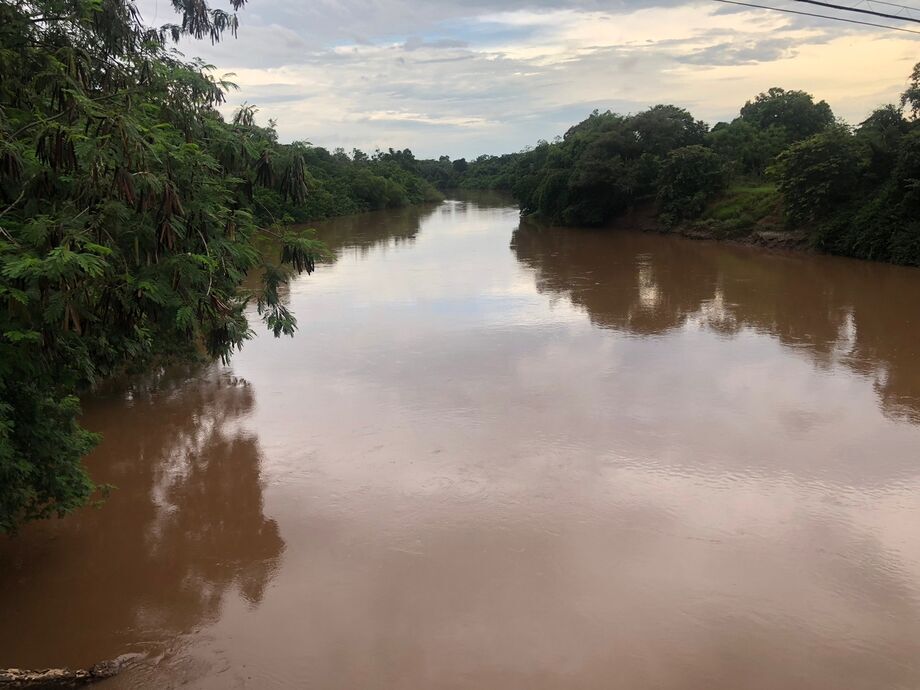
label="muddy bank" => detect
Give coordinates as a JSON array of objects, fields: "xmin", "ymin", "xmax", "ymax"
[
  {"xmin": 0, "ymin": 656, "xmax": 135, "ymax": 688},
  {"xmin": 603, "ymin": 203, "xmax": 811, "ymax": 252}
]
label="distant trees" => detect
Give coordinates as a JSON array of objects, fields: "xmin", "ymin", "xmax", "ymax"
[
  {"xmin": 419, "ymin": 61, "xmax": 920, "ymax": 266},
  {"xmin": 418, "ymin": 104, "xmax": 726, "ymax": 225},
  {"xmin": 253, "ymin": 143, "xmax": 441, "ymax": 224},
  {"xmin": 415, "ymin": 156, "xmax": 468, "ymax": 191},
  {"xmin": 417, "ymin": 104, "xmax": 724, "ymax": 226}
]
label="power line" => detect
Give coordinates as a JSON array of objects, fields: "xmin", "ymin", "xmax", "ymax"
[
  {"xmin": 859, "ymin": 0, "xmax": 920, "ymax": 16},
  {"xmin": 712, "ymin": 0, "xmax": 920, "ymax": 33},
  {"xmin": 790, "ymin": 0, "xmax": 920, "ymax": 23}
]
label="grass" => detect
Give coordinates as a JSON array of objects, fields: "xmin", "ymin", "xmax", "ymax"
[
  {"xmin": 690, "ymin": 182, "xmax": 783, "ymax": 239},
  {"xmin": 706, "ymin": 183, "xmax": 780, "ymax": 222}
]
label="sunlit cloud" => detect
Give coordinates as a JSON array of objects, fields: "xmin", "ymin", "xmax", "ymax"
[
  {"xmin": 145, "ymin": 0, "xmax": 919, "ymax": 157},
  {"xmin": 359, "ymin": 111, "xmax": 490, "ymax": 127}
]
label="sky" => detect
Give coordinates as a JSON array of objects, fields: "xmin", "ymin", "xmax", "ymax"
[{"xmin": 141, "ymin": 0, "xmax": 919, "ymax": 158}]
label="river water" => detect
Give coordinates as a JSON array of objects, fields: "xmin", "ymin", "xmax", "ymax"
[{"xmin": 2, "ymin": 193, "xmax": 920, "ymax": 689}]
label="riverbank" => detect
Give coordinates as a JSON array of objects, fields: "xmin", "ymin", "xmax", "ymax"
[
  {"xmin": 548, "ymin": 184, "xmax": 814, "ymax": 255},
  {"xmin": 671, "ymin": 182, "xmax": 811, "ymax": 251}
]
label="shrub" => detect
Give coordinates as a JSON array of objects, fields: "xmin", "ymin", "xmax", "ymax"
[{"xmin": 657, "ymin": 146, "xmax": 728, "ymax": 221}]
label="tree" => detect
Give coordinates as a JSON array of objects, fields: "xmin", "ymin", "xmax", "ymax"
[
  {"xmin": 708, "ymin": 119, "xmax": 789, "ymax": 176},
  {"xmin": 629, "ymin": 105, "xmax": 708, "ymax": 157},
  {"xmin": 0, "ymin": 0, "xmax": 329, "ymax": 532},
  {"xmin": 893, "ymin": 129, "xmax": 920, "ymax": 214},
  {"xmin": 657, "ymin": 146, "xmax": 728, "ymax": 221},
  {"xmin": 773, "ymin": 126, "xmax": 866, "ymax": 225},
  {"xmin": 857, "ymin": 105, "xmax": 910, "ymax": 182},
  {"xmin": 740, "ymin": 87, "xmax": 834, "ymax": 142},
  {"xmin": 902, "ymin": 61, "xmax": 920, "ymax": 120}
]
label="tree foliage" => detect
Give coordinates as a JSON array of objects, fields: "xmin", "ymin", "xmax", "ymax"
[
  {"xmin": 739, "ymin": 87, "xmax": 835, "ymax": 142},
  {"xmin": 772, "ymin": 75, "xmax": 920, "ymax": 264},
  {"xmin": 0, "ymin": 0, "xmax": 437, "ymax": 532},
  {"xmin": 773, "ymin": 126, "xmax": 865, "ymax": 226},
  {"xmin": 902, "ymin": 62, "xmax": 920, "ymax": 120},
  {"xmin": 707, "ymin": 119, "xmax": 790, "ymax": 176},
  {"xmin": 421, "ymin": 62, "xmax": 920, "ymax": 266},
  {"xmin": 657, "ymin": 145, "xmax": 728, "ymax": 222},
  {"xmin": 424, "ymin": 106, "xmax": 710, "ymax": 226}
]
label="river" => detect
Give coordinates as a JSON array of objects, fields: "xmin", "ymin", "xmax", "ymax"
[{"xmin": 2, "ymin": 193, "xmax": 920, "ymax": 689}]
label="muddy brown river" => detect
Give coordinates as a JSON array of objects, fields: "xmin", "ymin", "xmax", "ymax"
[{"xmin": 2, "ymin": 193, "xmax": 920, "ymax": 689}]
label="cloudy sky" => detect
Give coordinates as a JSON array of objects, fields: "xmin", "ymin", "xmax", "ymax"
[{"xmin": 144, "ymin": 0, "xmax": 918, "ymax": 158}]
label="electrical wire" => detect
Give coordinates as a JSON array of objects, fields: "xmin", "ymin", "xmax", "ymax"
[
  {"xmin": 790, "ymin": 0, "xmax": 920, "ymax": 23},
  {"xmin": 856, "ymin": 0, "xmax": 920, "ymax": 15},
  {"xmin": 712, "ymin": 0, "xmax": 920, "ymax": 34}
]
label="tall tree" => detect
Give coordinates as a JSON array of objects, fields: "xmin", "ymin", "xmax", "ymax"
[
  {"xmin": 902, "ymin": 62, "xmax": 920, "ymax": 120},
  {"xmin": 739, "ymin": 87, "xmax": 835, "ymax": 142},
  {"xmin": 0, "ymin": 0, "xmax": 324, "ymax": 531}
]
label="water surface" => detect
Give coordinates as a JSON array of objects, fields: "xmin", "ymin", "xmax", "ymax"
[{"xmin": 2, "ymin": 194, "xmax": 920, "ymax": 689}]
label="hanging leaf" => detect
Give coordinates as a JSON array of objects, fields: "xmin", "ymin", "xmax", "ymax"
[{"xmin": 280, "ymin": 231, "xmax": 327, "ymax": 275}]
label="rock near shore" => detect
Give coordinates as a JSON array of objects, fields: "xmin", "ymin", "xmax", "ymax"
[{"xmin": 0, "ymin": 658, "xmax": 127, "ymax": 688}]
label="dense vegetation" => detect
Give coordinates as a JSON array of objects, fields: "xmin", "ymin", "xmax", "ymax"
[
  {"xmin": 252, "ymin": 143, "xmax": 441, "ymax": 225},
  {"xmin": 0, "ymin": 0, "xmax": 437, "ymax": 532},
  {"xmin": 421, "ymin": 63, "xmax": 920, "ymax": 265}
]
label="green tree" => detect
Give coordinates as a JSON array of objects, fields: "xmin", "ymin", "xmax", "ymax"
[
  {"xmin": 740, "ymin": 87, "xmax": 834, "ymax": 142},
  {"xmin": 707, "ymin": 120, "xmax": 789, "ymax": 176},
  {"xmin": 902, "ymin": 62, "xmax": 920, "ymax": 119},
  {"xmin": 774, "ymin": 126, "xmax": 866, "ymax": 226},
  {"xmin": 630, "ymin": 105, "xmax": 708, "ymax": 157},
  {"xmin": 0, "ymin": 0, "xmax": 328, "ymax": 532},
  {"xmin": 857, "ymin": 105, "xmax": 910, "ymax": 182},
  {"xmin": 657, "ymin": 145, "xmax": 728, "ymax": 221},
  {"xmin": 432, "ymin": 61, "xmax": 920, "ymax": 266}
]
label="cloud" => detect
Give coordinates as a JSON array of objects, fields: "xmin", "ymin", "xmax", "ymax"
[
  {"xmin": 359, "ymin": 111, "xmax": 489, "ymax": 127},
  {"xmin": 144, "ymin": 0, "xmax": 918, "ymax": 157},
  {"xmin": 402, "ymin": 36, "xmax": 469, "ymax": 51}
]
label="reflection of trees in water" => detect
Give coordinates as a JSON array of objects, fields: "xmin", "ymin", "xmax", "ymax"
[
  {"xmin": 244, "ymin": 203, "xmax": 441, "ymax": 294},
  {"xmin": 299, "ymin": 192, "xmax": 514, "ymax": 260},
  {"xmin": 0, "ymin": 366, "xmax": 282, "ymax": 667},
  {"xmin": 445, "ymin": 188, "xmax": 518, "ymax": 208},
  {"xmin": 306, "ymin": 203, "xmax": 440, "ymax": 258},
  {"xmin": 511, "ymin": 221, "xmax": 920, "ymax": 422}
]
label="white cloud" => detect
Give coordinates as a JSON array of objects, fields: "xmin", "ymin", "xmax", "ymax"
[
  {"xmin": 150, "ymin": 0, "xmax": 918, "ymax": 157},
  {"xmin": 359, "ymin": 111, "xmax": 490, "ymax": 127}
]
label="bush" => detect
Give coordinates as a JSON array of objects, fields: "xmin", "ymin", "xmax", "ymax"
[
  {"xmin": 657, "ymin": 146, "xmax": 728, "ymax": 220},
  {"xmin": 773, "ymin": 127, "xmax": 866, "ymax": 226}
]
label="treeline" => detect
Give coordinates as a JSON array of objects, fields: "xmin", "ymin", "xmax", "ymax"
[
  {"xmin": 0, "ymin": 0, "xmax": 436, "ymax": 531},
  {"xmin": 421, "ymin": 62, "xmax": 920, "ymax": 266},
  {"xmin": 250, "ymin": 137, "xmax": 441, "ymax": 225}
]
